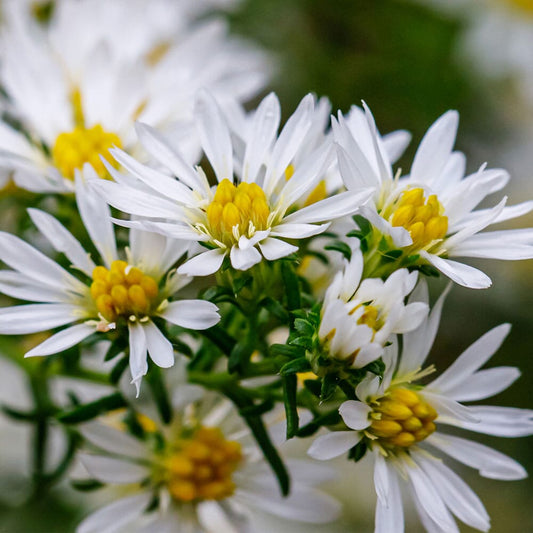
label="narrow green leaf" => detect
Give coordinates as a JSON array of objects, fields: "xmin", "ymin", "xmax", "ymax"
[
  {"xmin": 228, "ymin": 340, "xmax": 252, "ymax": 374},
  {"xmin": 145, "ymin": 364, "xmax": 172, "ymax": 425},
  {"xmin": 57, "ymin": 392, "xmax": 126, "ymax": 424},
  {"xmin": 104, "ymin": 339, "xmax": 127, "ymax": 362},
  {"xmin": 110, "ymin": 355, "xmax": 129, "ymax": 385},
  {"xmin": 70, "ymin": 479, "xmax": 104, "ymax": 492},
  {"xmin": 348, "ymin": 440, "xmax": 368, "ymax": 462},
  {"xmin": 262, "ymin": 297, "xmax": 289, "ymax": 322},
  {"xmin": 324, "ymin": 241, "xmax": 352, "ymax": 261},
  {"xmin": 288, "ymin": 336, "xmax": 313, "ymax": 350},
  {"xmin": 320, "ymin": 373, "xmax": 339, "ymax": 402},
  {"xmin": 233, "ymin": 275, "xmax": 253, "ymax": 295},
  {"xmin": 352, "ymin": 215, "xmax": 372, "ymax": 236},
  {"xmin": 282, "ymin": 374, "xmax": 299, "ymax": 439},
  {"xmin": 281, "ymin": 261, "xmax": 300, "ymax": 311},
  {"xmin": 279, "ymin": 357, "xmax": 311, "ymax": 376}
]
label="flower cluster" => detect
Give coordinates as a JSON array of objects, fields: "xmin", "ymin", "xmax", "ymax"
[{"xmin": 0, "ymin": 1, "xmax": 532, "ymax": 532}]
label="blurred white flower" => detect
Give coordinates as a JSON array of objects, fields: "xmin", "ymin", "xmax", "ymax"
[
  {"xmin": 76, "ymin": 393, "xmax": 341, "ymax": 533},
  {"xmin": 0, "ymin": 0, "xmax": 270, "ymax": 192},
  {"xmin": 309, "ymin": 282, "xmax": 533, "ymax": 532}
]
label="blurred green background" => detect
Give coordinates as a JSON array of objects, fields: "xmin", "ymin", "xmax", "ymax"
[{"xmin": 1, "ymin": 0, "xmax": 532, "ymax": 531}]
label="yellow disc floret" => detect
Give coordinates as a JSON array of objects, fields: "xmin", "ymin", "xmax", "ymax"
[
  {"xmin": 390, "ymin": 187, "xmax": 448, "ymax": 249},
  {"xmin": 507, "ymin": 0, "xmax": 533, "ymax": 15},
  {"xmin": 368, "ymin": 387, "xmax": 437, "ymax": 449},
  {"xmin": 52, "ymin": 124, "xmax": 122, "ymax": 181},
  {"xmin": 90, "ymin": 260, "xmax": 159, "ymax": 323},
  {"xmin": 206, "ymin": 179, "xmax": 270, "ymax": 247},
  {"xmin": 161, "ymin": 427, "xmax": 243, "ymax": 503}
]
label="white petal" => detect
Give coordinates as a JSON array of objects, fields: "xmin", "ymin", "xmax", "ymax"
[
  {"xmin": 25, "ymin": 323, "xmax": 95, "ymax": 357},
  {"xmin": 143, "ymin": 321, "xmax": 174, "ymax": 369},
  {"xmin": 79, "ymin": 454, "xmax": 147, "ymax": 485},
  {"xmin": 410, "ymin": 110, "xmax": 458, "ymax": 183},
  {"xmin": 230, "ymin": 243, "xmax": 262, "ymax": 270},
  {"xmin": 392, "ymin": 302, "xmax": 428, "ymax": 333},
  {"xmin": 79, "ymin": 422, "xmax": 148, "ymax": 459},
  {"xmin": 76, "ymin": 169, "xmax": 118, "ymax": 268},
  {"xmin": 258, "ymin": 238, "xmax": 297, "ymax": 261},
  {"xmin": 420, "ymin": 251, "xmax": 491, "ymax": 289},
  {"xmin": 89, "ymin": 178, "xmax": 181, "ymax": 220},
  {"xmin": 442, "ymin": 366, "xmax": 520, "ymax": 402},
  {"xmin": 338, "ymin": 400, "xmax": 372, "ymax": 430},
  {"xmin": 427, "ymin": 433, "xmax": 527, "ymax": 480},
  {"xmin": 375, "ymin": 462, "xmax": 404, "ymax": 533},
  {"xmin": 128, "ymin": 322, "xmax": 148, "ymax": 397},
  {"xmin": 0, "ymin": 271, "xmax": 67, "ymax": 303},
  {"xmin": 0, "ymin": 304, "xmax": 79, "ymax": 334},
  {"xmin": 197, "ymin": 501, "xmax": 243, "ymax": 533},
  {"xmin": 270, "ymin": 222, "xmax": 330, "ymax": 239},
  {"xmin": 283, "ymin": 189, "xmax": 373, "ymax": 225},
  {"xmin": 307, "ymin": 431, "xmax": 361, "ymax": 460},
  {"xmin": 195, "ymin": 90, "xmax": 233, "ymax": 182},
  {"xmin": 374, "ymin": 451, "xmax": 390, "ymax": 507},
  {"xmin": 77, "ymin": 492, "xmax": 152, "ymax": 533},
  {"xmin": 110, "ymin": 148, "xmax": 196, "ymax": 205},
  {"xmin": 242, "ymin": 93, "xmax": 280, "ymax": 182},
  {"xmin": 399, "ymin": 283, "xmax": 451, "ymax": 377},
  {"xmin": 0, "ymin": 231, "xmax": 85, "ymax": 293},
  {"xmin": 428, "ymin": 324, "xmax": 511, "ymax": 393},
  {"xmin": 177, "ymin": 249, "xmax": 226, "ymax": 276},
  {"xmin": 135, "ymin": 122, "xmax": 203, "ymax": 191},
  {"xmin": 28, "ymin": 208, "xmax": 95, "ymax": 276},
  {"xmin": 420, "ymin": 391, "xmax": 479, "ymax": 423},
  {"xmin": 416, "ymin": 454, "xmax": 490, "ymax": 532},
  {"xmin": 440, "ymin": 406, "xmax": 533, "ymax": 437},
  {"xmin": 159, "ymin": 300, "xmax": 220, "ymax": 330},
  {"xmin": 382, "ymin": 129, "xmax": 411, "ymax": 163}
]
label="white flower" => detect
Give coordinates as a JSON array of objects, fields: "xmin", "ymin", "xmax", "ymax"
[
  {"xmin": 75, "ymin": 393, "xmax": 341, "ymax": 533},
  {"xmin": 317, "ymin": 247, "xmax": 428, "ymax": 369},
  {"xmin": 309, "ymin": 282, "xmax": 533, "ymax": 532},
  {"xmin": 334, "ymin": 104, "xmax": 533, "ymax": 288},
  {"xmin": 0, "ymin": 0, "xmax": 269, "ymax": 193},
  {"xmin": 0, "ymin": 170, "xmax": 220, "ymax": 393},
  {"xmin": 91, "ymin": 91, "xmax": 373, "ymax": 275}
]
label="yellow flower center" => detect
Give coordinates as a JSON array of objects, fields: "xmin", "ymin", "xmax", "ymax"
[
  {"xmin": 52, "ymin": 124, "xmax": 122, "ymax": 181},
  {"xmin": 161, "ymin": 427, "xmax": 243, "ymax": 503},
  {"xmin": 390, "ymin": 187, "xmax": 448, "ymax": 249},
  {"xmin": 206, "ymin": 179, "xmax": 270, "ymax": 247},
  {"xmin": 506, "ymin": 0, "xmax": 533, "ymax": 14},
  {"xmin": 90, "ymin": 260, "xmax": 159, "ymax": 323},
  {"xmin": 368, "ymin": 388, "xmax": 437, "ymax": 449}
]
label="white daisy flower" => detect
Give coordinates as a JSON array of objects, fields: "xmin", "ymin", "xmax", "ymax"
[
  {"xmin": 0, "ymin": 170, "xmax": 220, "ymax": 393},
  {"xmin": 91, "ymin": 91, "xmax": 374, "ymax": 275},
  {"xmin": 0, "ymin": 0, "xmax": 269, "ymax": 193},
  {"xmin": 316, "ymin": 247, "xmax": 428, "ymax": 370},
  {"xmin": 75, "ymin": 395, "xmax": 341, "ymax": 533},
  {"xmin": 309, "ymin": 283, "xmax": 533, "ymax": 532},
  {"xmin": 334, "ymin": 104, "xmax": 533, "ymax": 288}
]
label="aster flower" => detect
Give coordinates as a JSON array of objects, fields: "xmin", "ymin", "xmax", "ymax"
[
  {"xmin": 91, "ymin": 91, "xmax": 373, "ymax": 275},
  {"xmin": 315, "ymin": 246, "xmax": 428, "ymax": 371},
  {"xmin": 309, "ymin": 283, "xmax": 533, "ymax": 532},
  {"xmin": 334, "ymin": 104, "xmax": 533, "ymax": 288},
  {"xmin": 0, "ymin": 171, "xmax": 220, "ymax": 392},
  {"xmin": 75, "ymin": 391, "xmax": 341, "ymax": 533},
  {"xmin": 0, "ymin": 0, "xmax": 269, "ymax": 193}
]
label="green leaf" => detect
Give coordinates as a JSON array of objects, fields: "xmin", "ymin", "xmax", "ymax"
[
  {"xmin": 294, "ymin": 318, "xmax": 314, "ymax": 336},
  {"xmin": 281, "ymin": 261, "xmax": 301, "ymax": 311},
  {"xmin": 279, "ymin": 357, "xmax": 311, "ymax": 376},
  {"xmin": 270, "ymin": 343, "xmax": 304, "ymax": 358},
  {"xmin": 296, "ymin": 410, "xmax": 342, "ymax": 438},
  {"xmin": 70, "ymin": 479, "xmax": 104, "ymax": 492},
  {"xmin": 104, "ymin": 339, "xmax": 127, "ymax": 362},
  {"xmin": 352, "ymin": 215, "xmax": 372, "ymax": 236},
  {"xmin": 239, "ymin": 399, "xmax": 274, "ymax": 417},
  {"xmin": 261, "ymin": 297, "xmax": 289, "ymax": 322},
  {"xmin": 288, "ymin": 336, "xmax": 313, "ymax": 350},
  {"xmin": 417, "ymin": 264, "xmax": 440, "ymax": 278},
  {"xmin": 145, "ymin": 364, "xmax": 172, "ymax": 425},
  {"xmin": 380, "ymin": 249, "xmax": 403, "ymax": 263},
  {"xmin": 57, "ymin": 392, "xmax": 127, "ymax": 424},
  {"xmin": 324, "ymin": 241, "xmax": 352, "ymax": 261},
  {"xmin": 365, "ymin": 358, "xmax": 386, "ymax": 377},
  {"xmin": 228, "ymin": 340, "xmax": 253, "ymax": 374},
  {"xmin": 282, "ymin": 374, "xmax": 299, "ymax": 439},
  {"xmin": 233, "ymin": 275, "xmax": 253, "ymax": 295},
  {"xmin": 110, "ymin": 355, "xmax": 129, "ymax": 385},
  {"xmin": 171, "ymin": 338, "xmax": 193, "ymax": 357}
]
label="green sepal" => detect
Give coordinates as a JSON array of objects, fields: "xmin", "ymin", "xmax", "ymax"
[
  {"xmin": 320, "ymin": 373, "xmax": 339, "ymax": 402},
  {"xmin": 57, "ymin": 392, "xmax": 127, "ymax": 424},
  {"xmin": 289, "ymin": 336, "xmax": 313, "ymax": 350},
  {"xmin": 270, "ymin": 343, "xmax": 304, "ymax": 358},
  {"xmin": 348, "ymin": 440, "xmax": 368, "ymax": 462}
]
